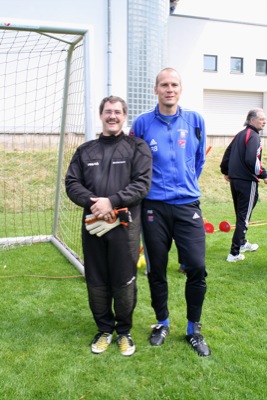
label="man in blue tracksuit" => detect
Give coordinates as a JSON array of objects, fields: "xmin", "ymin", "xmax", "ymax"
[{"xmin": 130, "ymin": 68, "xmax": 210, "ymax": 356}]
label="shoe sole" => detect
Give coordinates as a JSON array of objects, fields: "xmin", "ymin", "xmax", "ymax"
[
  {"xmin": 120, "ymin": 345, "xmax": 136, "ymax": 356},
  {"xmin": 150, "ymin": 340, "xmax": 165, "ymax": 346},
  {"xmin": 240, "ymin": 247, "xmax": 259, "ymax": 253},
  {"xmin": 91, "ymin": 347, "xmax": 107, "ymax": 354},
  {"xmin": 227, "ymin": 255, "xmax": 245, "ymax": 262}
]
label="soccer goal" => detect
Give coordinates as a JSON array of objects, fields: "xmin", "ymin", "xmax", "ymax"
[{"xmin": 0, "ymin": 19, "xmax": 95, "ymax": 275}]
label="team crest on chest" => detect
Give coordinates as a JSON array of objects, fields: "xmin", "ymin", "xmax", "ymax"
[
  {"xmin": 177, "ymin": 129, "xmax": 187, "ymax": 148},
  {"xmin": 177, "ymin": 129, "xmax": 188, "ymax": 138}
]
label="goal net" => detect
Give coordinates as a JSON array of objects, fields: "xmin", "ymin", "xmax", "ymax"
[{"xmin": 0, "ymin": 20, "xmax": 95, "ymax": 275}]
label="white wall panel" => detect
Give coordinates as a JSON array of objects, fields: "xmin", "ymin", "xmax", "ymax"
[{"xmin": 203, "ymin": 90, "xmax": 263, "ymax": 136}]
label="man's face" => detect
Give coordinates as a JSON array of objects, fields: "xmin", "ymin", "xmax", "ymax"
[
  {"xmin": 251, "ymin": 111, "xmax": 266, "ymax": 131},
  {"xmin": 154, "ymin": 70, "xmax": 182, "ymax": 109},
  {"xmin": 100, "ymin": 101, "xmax": 126, "ymax": 136}
]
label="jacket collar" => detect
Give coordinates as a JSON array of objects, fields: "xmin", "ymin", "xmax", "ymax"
[
  {"xmin": 154, "ymin": 103, "xmax": 181, "ymax": 118},
  {"xmin": 99, "ymin": 131, "xmax": 124, "ymax": 143},
  {"xmin": 247, "ymin": 124, "xmax": 260, "ymax": 134}
]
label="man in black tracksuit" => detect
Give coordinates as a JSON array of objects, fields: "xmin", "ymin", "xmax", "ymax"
[
  {"xmin": 220, "ymin": 108, "xmax": 267, "ymax": 263},
  {"xmin": 65, "ymin": 96, "xmax": 152, "ymax": 356}
]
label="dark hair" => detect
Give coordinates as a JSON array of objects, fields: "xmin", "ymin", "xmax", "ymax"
[
  {"xmin": 244, "ymin": 108, "xmax": 263, "ymax": 126},
  {"xmin": 99, "ymin": 95, "xmax": 128, "ymax": 115}
]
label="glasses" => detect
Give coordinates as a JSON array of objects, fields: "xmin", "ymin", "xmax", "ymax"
[{"xmin": 103, "ymin": 110, "xmax": 123, "ymax": 116}]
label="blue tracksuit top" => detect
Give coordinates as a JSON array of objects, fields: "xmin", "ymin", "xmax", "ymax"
[{"xmin": 130, "ymin": 104, "xmax": 206, "ymax": 205}]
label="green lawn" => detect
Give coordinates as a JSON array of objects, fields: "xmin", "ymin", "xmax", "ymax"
[
  {"xmin": 1, "ymin": 147, "xmax": 267, "ymax": 399},
  {"xmin": 1, "ymin": 200, "xmax": 267, "ymax": 400}
]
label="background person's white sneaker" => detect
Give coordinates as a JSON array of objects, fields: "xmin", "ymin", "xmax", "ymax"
[
  {"xmin": 240, "ymin": 241, "xmax": 259, "ymax": 252},
  {"xmin": 227, "ymin": 253, "xmax": 245, "ymax": 262}
]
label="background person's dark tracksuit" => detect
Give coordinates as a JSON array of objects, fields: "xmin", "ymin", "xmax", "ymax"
[{"xmin": 220, "ymin": 124, "xmax": 267, "ymax": 255}]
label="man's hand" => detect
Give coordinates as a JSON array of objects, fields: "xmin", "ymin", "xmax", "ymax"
[
  {"xmin": 224, "ymin": 175, "xmax": 230, "ymax": 182},
  {"xmin": 90, "ymin": 197, "xmax": 113, "ymax": 220}
]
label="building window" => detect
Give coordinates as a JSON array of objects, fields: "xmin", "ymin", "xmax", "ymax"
[
  {"xmin": 203, "ymin": 55, "xmax": 217, "ymax": 72},
  {"xmin": 230, "ymin": 57, "xmax": 243, "ymax": 73},
  {"xmin": 256, "ymin": 59, "xmax": 267, "ymax": 75}
]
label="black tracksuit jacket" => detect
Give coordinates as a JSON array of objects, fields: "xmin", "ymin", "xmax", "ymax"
[
  {"xmin": 65, "ymin": 131, "xmax": 152, "ymax": 218},
  {"xmin": 220, "ymin": 124, "xmax": 267, "ymax": 181},
  {"xmin": 65, "ymin": 131, "xmax": 152, "ymax": 334}
]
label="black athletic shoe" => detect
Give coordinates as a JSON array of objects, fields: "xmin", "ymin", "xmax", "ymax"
[
  {"xmin": 149, "ymin": 324, "xmax": 170, "ymax": 346},
  {"xmin": 186, "ymin": 322, "xmax": 211, "ymax": 357}
]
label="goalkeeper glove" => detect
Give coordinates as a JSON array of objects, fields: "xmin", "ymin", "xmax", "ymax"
[
  {"xmin": 85, "ymin": 218, "xmax": 120, "ymax": 237},
  {"xmin": 85, "ymin": 208, "xmax": 131, "ymax": 237}
]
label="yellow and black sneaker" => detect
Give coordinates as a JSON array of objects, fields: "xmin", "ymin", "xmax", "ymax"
[
  {"xmin": 116, "ymin": 333, "xmax": 135, "ymax": 356},
  {"xmin": 91, "ymin": 332, "xmax": 113, "ymax": 354}
]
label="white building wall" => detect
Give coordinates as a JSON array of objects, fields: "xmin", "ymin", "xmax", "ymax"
[
  {"xmin": 2, "ymin": 1, "xmax": 267, "ymax": 141},
  {"xmin": 168, "ymin": 15, "xmax": 267, "ymax": 136}
]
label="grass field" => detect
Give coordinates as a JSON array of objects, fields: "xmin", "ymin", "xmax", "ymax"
[{"xmin": 1, "ymin": 147, "xmax": 267, "ymax": 399}]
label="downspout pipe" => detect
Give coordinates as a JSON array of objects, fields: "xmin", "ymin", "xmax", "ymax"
[{"xmin": 107, "ymin": 0, "xmax": 112, "ymax": 95}]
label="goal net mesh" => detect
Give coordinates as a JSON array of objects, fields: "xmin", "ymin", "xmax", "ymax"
[{"xmin": 0, "ymin": 24, "xmax": 90, "ymax": 273}]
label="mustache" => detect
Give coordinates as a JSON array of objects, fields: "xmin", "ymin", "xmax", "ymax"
[{"xmin": 106, "ymin": 118, "xmax": 120, "ymax": 123}]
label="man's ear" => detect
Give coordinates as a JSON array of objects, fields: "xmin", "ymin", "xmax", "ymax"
[{"xmin": 154, "ymin": 86, "xmax": 158, "ymax": 95}]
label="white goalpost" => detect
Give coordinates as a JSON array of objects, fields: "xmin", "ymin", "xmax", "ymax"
[{"xmin": 0, "ymin": 19, "xmax": 95, "ymax": 275}]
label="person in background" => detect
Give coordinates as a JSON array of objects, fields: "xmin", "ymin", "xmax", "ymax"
[
  {"xmin": 65, "ymin": 96, "xmax": 152, "ymax": 356},
  {"xmin": 220, "ymin": 108, "xmax": 267, "ymax": 262},
  {"xmin": 130, "ymin": 68, "xmax": 211, "ymax": 357}
]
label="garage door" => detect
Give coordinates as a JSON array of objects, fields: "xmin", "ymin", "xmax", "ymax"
[{"xmin": 203, "ymin": 90, "xmax": 263, "ymax": 136}]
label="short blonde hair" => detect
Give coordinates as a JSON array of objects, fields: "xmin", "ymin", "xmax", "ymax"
[{"xmin": 155, "ymin": 68, "xmax": 181, "ymax": 86}]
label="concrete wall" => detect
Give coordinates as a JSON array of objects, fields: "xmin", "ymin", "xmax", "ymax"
[{"xmin": 1, "ymin": 133, "xmax": 266, "ymax": 151}]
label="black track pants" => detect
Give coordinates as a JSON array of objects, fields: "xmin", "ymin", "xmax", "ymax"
[
  {"xmin": 230, "ymin": 179, "xmax": 258, "ymax": 255},
  {"xmin": 82, "ymin": 218, "xmax": 140, "ymax": 334},
  {"xmin": 142, "ymin": 199, "xmax": 207, "ymax": 323}
]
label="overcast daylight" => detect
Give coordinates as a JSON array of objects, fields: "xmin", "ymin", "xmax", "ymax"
[{"xmin": 1, "ymin": 2, "xmax": 267, "ymax": 399}]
